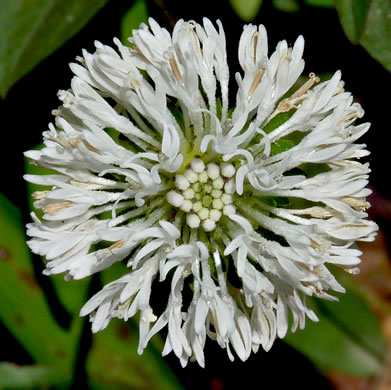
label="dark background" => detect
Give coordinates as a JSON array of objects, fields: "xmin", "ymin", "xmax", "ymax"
[{"xmin": 0, "ymin": 0, "xmax": 389, "ymax": 388}]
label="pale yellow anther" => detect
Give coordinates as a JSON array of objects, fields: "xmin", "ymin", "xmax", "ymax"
[
  {"xmin": 334, "ymin": 81, "xmax": 345, "ymax": 95},
  {"xmin": 290, "ymin": 72, "xmax": 320, "ymax": 100},
  {"xmin": 188, "ymin": 25, "xmax": 202, "ymax": 58},
  {"xmin": 251, "ymin": 31, "xmax": 259, "ymax": 61},
  {"xmin": 267, "ymin": 72, "xmax": 320, "ymax": 124},
  {"xmin": 109, "ymin": 240, "xmax": 125, "ymax": 250},
  {"xmin": 44, "ymin": 201, "xmax": 73, "ymax": 216},
  {"xmin": 249, "ymin": 68, "xmax": 265, "ymax": 97},
  {"xmin": 32, "ymin": 191, "xmax": 48, "ymax": 200},
  {"xmin": 169, "ymin": 54, "xmax": 183, "ymax": 84},
  {"xmin": 339, "ymin": 196, "xmax": 370, "ymax": 211},
  {"xmin": 310, "ymin": 239, "xmax": 323, "ymax": 250},
  {"xmin": 69, "ymin": 138, "xmax": 99, "ymax": 153},
  {"xmin": 338, "ymin": 111, "xmax": 363, "ymax": 126}
]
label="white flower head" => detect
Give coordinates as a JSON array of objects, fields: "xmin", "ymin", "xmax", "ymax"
[{"xmin": 25, "ymin": 17, "xmax": 377, "ymax": 366}]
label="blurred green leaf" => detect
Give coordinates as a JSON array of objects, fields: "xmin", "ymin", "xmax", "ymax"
[
  {"xmin": 0, "ymin": 363, "xmax": 64, "ymax": 389},
  {"xmin": 335, "ymin": 0, "xmax": 371, "ymax": 42},
  {"xmin": 335, "ymin": 0, "xmax": 391, "ymax": 72},
  {"xmin": 273, "ymin": 0, "xmax": 300, "ymax": 12},
  {"xmin": 304, "ymin": 0, "xmax": 334, "ymax": 7},
  {"xmin": 0, "ymin": 0, "xmax": 108, "ymax": 98},
  {"xmin": 87, "ymin": 318, "xmax": 182, "ymax": 390},
  {"xmin": 0, "ymin": 193, "xmax": 78, "ymax": 384},
  {"xmin": 229, "ymin": 0, "xmax": 263, "ymax": 21},
  {"xmin": 121, "ymin": 0, "xmax": 149, "ymax": 46},
  {"xmin": 284, "ymin": 271, "xmax": 385, "ymax": 377}
]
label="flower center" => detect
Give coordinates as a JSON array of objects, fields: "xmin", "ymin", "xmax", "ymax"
[{"xmin": 166, "ymin": 158, "xmax": 237, "ymax": 231}]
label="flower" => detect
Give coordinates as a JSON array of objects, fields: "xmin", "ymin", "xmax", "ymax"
[{"xmin": 25, "ymin": 17, "xmax": 378, "ymax": 367}]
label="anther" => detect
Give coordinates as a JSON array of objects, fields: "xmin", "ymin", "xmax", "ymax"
[
  {"xmin": 169, "ymin": 54, "xmax": 184, "ymax": 84},
  {"xmin": 290, "ymin": 72, "xmax": 320, "ymax": 100},
  {"xmin": 248, "ymin": 68, "xmax": 265, "ymax": 97},
  {"xmin": 267, "ymin": 72, "xmax": 320, "ymax": 123},
  {"xmin": 44, "ymin": 201, "xmax": 73, "ymax": 216}
]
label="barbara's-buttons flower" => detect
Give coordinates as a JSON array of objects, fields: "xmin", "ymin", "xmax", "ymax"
[{"xmin": 25, "ymin": 18, "xmax": 377, "ymax": 367}]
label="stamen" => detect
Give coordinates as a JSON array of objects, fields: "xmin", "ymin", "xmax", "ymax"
[
  {"xmin": 249, "ymin": 68, "xmax": 265, "ymax": 97},
  {"xmin": 310, "ymin": 239, "xmax": 323, "ymax": 250},
  {"xmin": 189, "ymin": 25, "xmax": 202, "ymax": 58},
  {"xmin": 169, "ymin": 54, "xmax": 184, "ymax": 84},
  {"xmin": 290, "ymin": 72, "xmax": 320, "ymax": 100},
  {"xmin": 251, "ymin": 32, "xmax": 259, "ymax": 61},
  {"xmin": 338, "ymin": 110, "xmax": 363, "ymax": 125},
  {"xmin": 267, "ymin": 73, "xmax": 320, "ymax": 122},
  {"xmin": 109, "ymin": 240, "xmax": 126, "ymax": 250},
  {"xmin": 339, "ymin": 196, "xmax": 370, "ymax": 211},
  {"xmin": 69, "ymin": 138, "xmax": 100, "ymax": 153},
  {"xmin": 44, "ymin": 201, "xmax": 72, "ymax": 216},
  {"xmin": 32, "ymin": 191, "xmax": 48, "ymax": 200}
]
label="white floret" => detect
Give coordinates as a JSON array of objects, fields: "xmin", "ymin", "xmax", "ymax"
[
  {"xmin": 223, "ymin": 204, "xmax": 236, "ymax": 216},
  {"xmin": 184, "ymin": 168, "xmax": 198, "ymax": 183},
  {"xmin": 180, "ymin": 199, "xmax": 193, "ymax": 212},
  {"xmin": 167, "ymin": 191, "xmax": 184, "ymax": 207},
  {"xmin": 191, "ymin": 158, "xmax": 205, "ymax": 173},
  {"xmin": 207, "ymin": 163, "xmax": 220, "ymax": 180},
  {"xmin": 175, "ymin": 175, "xmax": 190, "ymax": 190},
  {"xmin": 221, "ymin": 163, "xmax": 236, "ymax": 178},
  {"xmin": 224, "ymin": 179, "xmax": 235, "ymax": 194},
  {"xmin": 202, "ymin": 219, "xmax": 216, "ymax": 232},
  {"xmin": 198, "ymin": 207, "xmax": 209, "ymax": 220},
  {"xmin": 186, "ymin": 214, "xmax": 200, "ymax": 228},
  {"xmin": 212, "ymin": 177, "xmax": 224, "ymax": 190},
  {"xmin": 209, "ymin": 209, "xmax": 222, "ymax": 222},
  {"xmin": 221, "ymin": 193, "xmax": 233, "ymax": 205}
]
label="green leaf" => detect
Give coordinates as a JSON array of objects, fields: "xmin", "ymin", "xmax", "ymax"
[
  {"xmin": 120, "ymin": 0, "xmax": 149, "ymax": 46},
  {"xmin": 0, "ymin": 193, "xmax": 79, "ymax": 383},
  {"xmin": 0, "ymin": 363, "xmax": 65, "ymax": 389},
  {"xmin": 284, "ymin": 271, "xmax": 385, "ymax": 377},
  {"xmin": 229, "ymin": 0, "xmax": 263, "ymax": 21},
  {"xmin": 87, "ymin": 318, "xmax": 182, "ymax": 390},
  {"xmin": 304, "ymin": 0, "xmax": 334, "ymax": 7},
  {"xmin": 335, "ymin": 0, "xmax": 370, "ymax": 42},
  {"xmin": 273, "ymin": 0, "xmax": 300, "ymax": 12},
  {"xmin": 335, "ymin": 0, "xmax": 391, "ymax": 72},
  {"xmin": 0, "ymin": 0, "xmax": 108, "ymax": 98}
]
